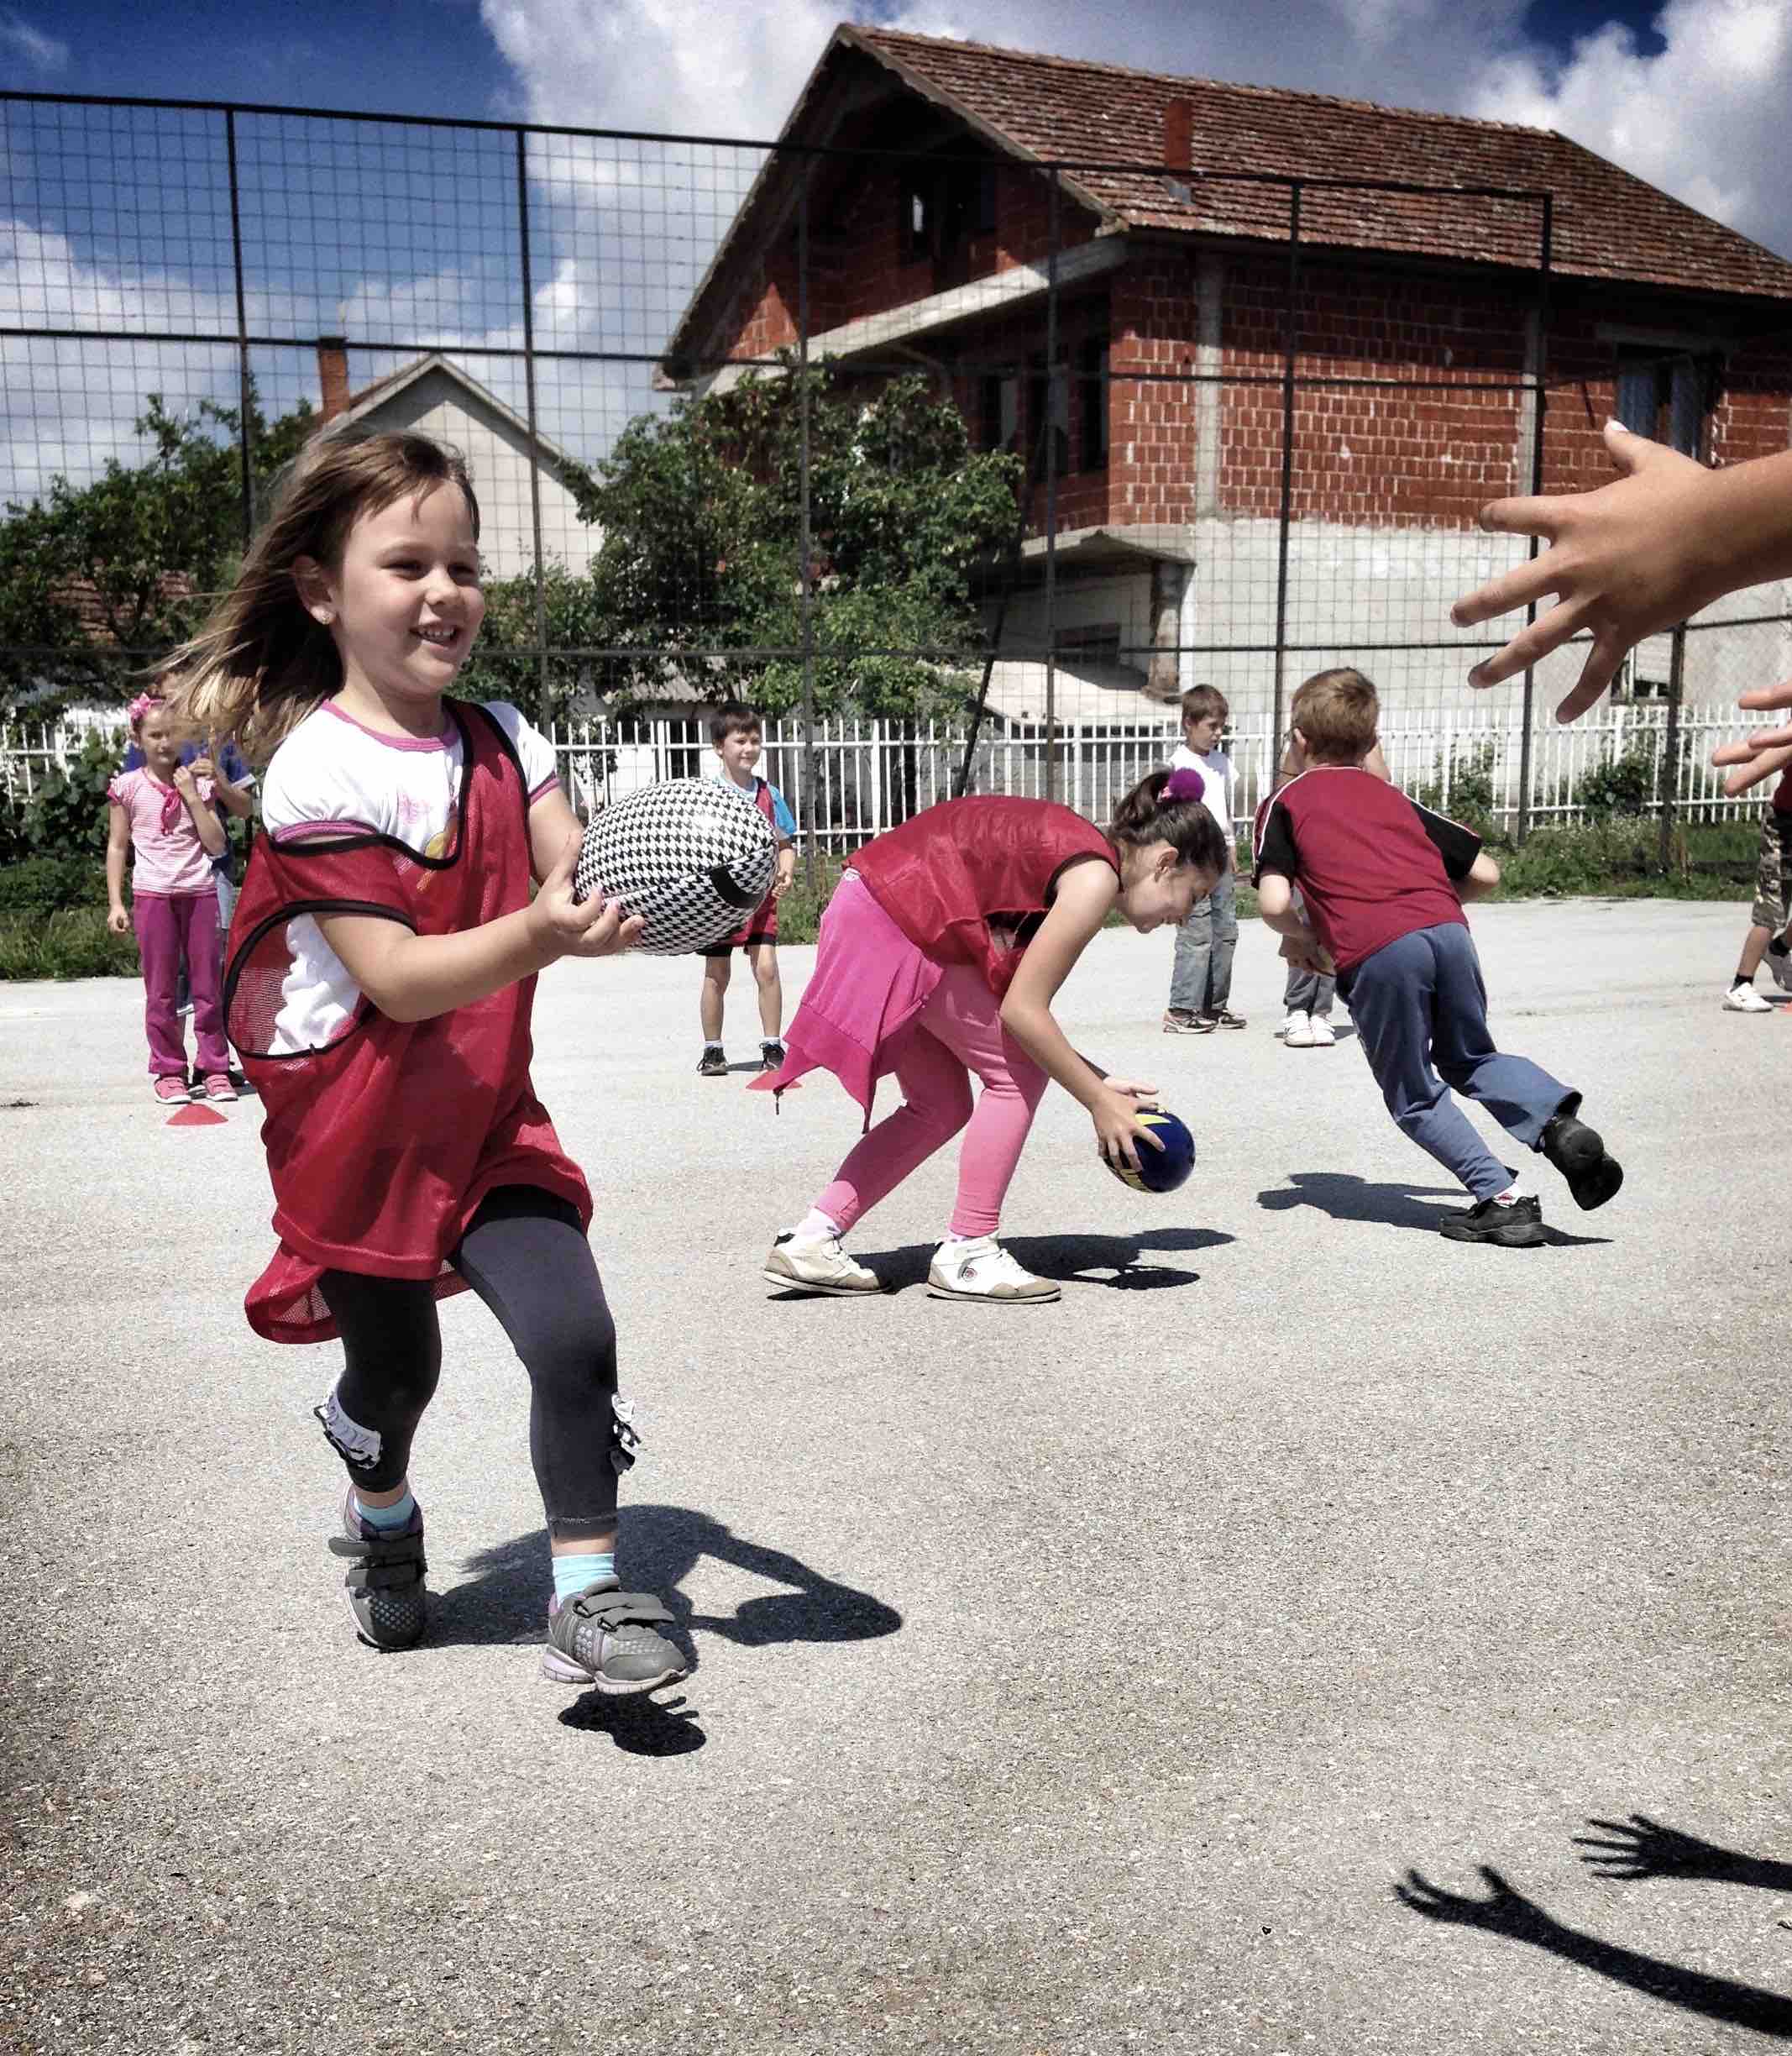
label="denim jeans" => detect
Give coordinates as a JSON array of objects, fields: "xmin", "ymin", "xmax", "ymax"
[{"xmin": 1169, "ymin": 868, "xmax": 1237, "ymax": 1014}]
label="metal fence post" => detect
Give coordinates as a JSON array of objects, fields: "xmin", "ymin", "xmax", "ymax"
[
  {"xmin": 1271, "ymin": 181, "xmax": 1302, "ymax": 753},
  {"xmin": 1517, "ymin": 195, "xmax": 1553, "ymax": 846},
  {"xmin": 514, "ymin": 129, "xmax": 550, "ymax": 731},
  {"xmin": 1043, "ymin": 169, "xmax": 1061, "ymax": 805},
  {"xmin": 1661, "ymin": 621, "xmax": 1686, "ymax": 869},
  {"xmin": 223, "ymin": 110, "xmax": 255, "ymax": 551},
  {"xmin": 798, "ymin": 172, "xmax": 819, "ymax": 892}
]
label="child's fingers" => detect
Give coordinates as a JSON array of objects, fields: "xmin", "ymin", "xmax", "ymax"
[
  {"xmin": 1738, "ymin": 679, "xmax": 1792, "ymax": 713},
  {"xmin": 1747, "ymin": 724, "xmax": 1792, "ymax": 751},
  {"xmin": 1450, "ymin": 534, "xmax": 1561, "ymax": 627},
  {"xmin": 1554, "ymin": 626, "xmax": 1630, "ymax": 723},
  {"xmin": 1468, "ymin": 593, "xmax": 1592, "ymax": 692}
]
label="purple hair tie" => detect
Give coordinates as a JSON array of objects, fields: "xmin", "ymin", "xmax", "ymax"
[{"xmin": 1163, "ymin": 765, "xmax": 1205, "ymax": 804}]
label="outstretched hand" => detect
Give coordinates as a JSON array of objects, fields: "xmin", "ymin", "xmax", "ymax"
[
  {"xmin": 1395, "ymin": 1865, "xmax": 1555, "ymax": 1938},
  {"xmin": 1575, "ymin": 1813, "xmax": 1751, "ymax": 1884},
  {"xmin": 1711, "ymin": 677, "xmax": 1792, "ymax": 795},
  {"xmin": 529, "ymin": 831, "xmax": 646, "ymax": 962},
  {"xmin": 1450, "ymin": 420, "xmax": 1723, "ymax": 723}
]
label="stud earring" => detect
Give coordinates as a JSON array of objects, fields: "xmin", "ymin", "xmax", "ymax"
[{"xmin": 313, "ymin": 609, "xmax": 333, "ymax": 625}]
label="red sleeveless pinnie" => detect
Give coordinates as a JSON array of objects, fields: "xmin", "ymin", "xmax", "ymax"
[{"xmin": 224, "ymin": 701, "xmax": 589, "ymax": 1344}]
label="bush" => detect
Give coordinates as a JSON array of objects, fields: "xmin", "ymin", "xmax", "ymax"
[
  {"xmin": 0, "ymin": 906, "xmax": 139, "ymax": 978},
  {"xmin": 1413, "ymin": 739, "xmax": 1499, "ymax": 837},
  {"xmin": 0, "ymin": 854, "xmax": 102, "ymax": 910},
  {"xmin": 18, "ymin": 734, "xmax": 120, "ymax": 861},
  {"xmin": 1575, "ymin": 738, "xmax": 1659, "ymax": 819}
]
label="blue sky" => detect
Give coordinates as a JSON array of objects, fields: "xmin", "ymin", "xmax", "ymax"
[{"xmin": 1, "ymin": 0, "xmax": 1784, "ymax": 505}]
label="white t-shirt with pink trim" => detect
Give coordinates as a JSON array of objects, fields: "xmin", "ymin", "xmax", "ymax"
[
  {"xmin": 107, "ymin": 766, "xmax": 218, "ymax": 895},
  {"xmin": 257, "ymin": 698, "xmax": 559, "ymax": 1054}
]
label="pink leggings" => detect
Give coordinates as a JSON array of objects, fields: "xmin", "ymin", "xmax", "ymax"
[{"xmin": 815, "ymin": 965, "xmax": 1049, "ymax": 1239}]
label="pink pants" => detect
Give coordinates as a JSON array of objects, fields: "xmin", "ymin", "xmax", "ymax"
[
  {"xmin": 134, "ymin": 891, "xmax": 228, "ymax": 1080},
  {"xmin": 815, "ymin": 964, "xmax": 1049, "ymax": 1238}
]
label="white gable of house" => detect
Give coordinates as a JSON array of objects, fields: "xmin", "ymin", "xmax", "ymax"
[{"xmin": 341, "ymin": 357, "xmax": 598, "ymax": 580}]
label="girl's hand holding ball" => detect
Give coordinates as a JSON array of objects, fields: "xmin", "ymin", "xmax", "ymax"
[{"xmin": 528, "ymin": 832, "xmax": 646, "ymax": 962}]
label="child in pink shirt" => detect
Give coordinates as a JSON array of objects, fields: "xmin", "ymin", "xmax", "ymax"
[{"xmin": 106, "ymin": 692, "xmax": 235, "ymax": 1103}]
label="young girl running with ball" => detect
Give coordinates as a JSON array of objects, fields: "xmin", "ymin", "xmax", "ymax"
[
  {"xmin": 759, "ymin": 769, "xmax": 1226, "ymax": 1303},
  {"xmin": 161, "ymin": 427, "xmax": 684, "ymax": 1696}
]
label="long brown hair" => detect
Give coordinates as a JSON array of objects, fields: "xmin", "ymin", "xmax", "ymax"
[
  {"xmin": 1108, "ymin": 768, "xmax": 1228, "ymax": 872},
  {"xmin": 160, "ymin": 429, "xmax": 480, "ymax": 765}
]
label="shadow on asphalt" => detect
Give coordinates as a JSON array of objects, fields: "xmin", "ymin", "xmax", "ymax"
[
  {"xmin": 438, "ymin": 1506, "xmax": 903, "ymax": 1655},
  {"xmin": 773, "ymin": 1226, "xmax": 1234, "ymax": 1298},
  {"xmin": 1396, "ymin": 1812, "xmax": 1792, "ymax": 2038},
  {"xmin": 1257, "ymin": 1171, "xmax": 1614, "ymax": 1246}
]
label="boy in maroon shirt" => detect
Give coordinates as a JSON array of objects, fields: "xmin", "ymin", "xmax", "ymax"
[{"xmin": 1253, "ymin": 668, "xmax": 1623, "ymax": 1246}]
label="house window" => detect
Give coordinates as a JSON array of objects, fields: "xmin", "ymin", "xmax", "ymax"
[
  {"xmin": 980, "ymin": 371, "xmax": 1019, "ymax": 455},
  {"xmin": 1615, "ymin": 349, "xmax": 1713, "ymax": 459},
  {"xmin": 1054, "ymin": 622, "xmax": 1123, "ymax": 664},
  {"xmin": 1079, "ymin": 337, "xmax": 1109, "ymax": 472},
  {"xmin": 1027, "ymin": 354, "xmax": 1071, "ymax": 478},
  {"xmin": 899, "ymin": 157, "xmax": 996, "ymax": 263}
]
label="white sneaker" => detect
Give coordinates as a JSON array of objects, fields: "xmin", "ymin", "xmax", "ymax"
[
  {"xmin": 1307, "ymin": 1015, "xmax": 1336, "ymax": 1046},
  {"xmin": 1284, "ymin": 1010, "xmax": 1315, "ymax": 1047},
  {"xmin": 926, "ymin": 1235, "xmax": 1060, "ymax": 1303},
  {"xmin": 762, "ymin": 1233, "xmax": 883, "ymax": 1295},
  {"xmin": 1725, "ymin": 982, "xmax": 1774, "ymax": 1012}
]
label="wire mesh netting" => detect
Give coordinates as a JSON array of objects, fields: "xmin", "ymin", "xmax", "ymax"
[{"xmin": 5, "ymin": 87, "xmax": 1791, "ymax": 852}]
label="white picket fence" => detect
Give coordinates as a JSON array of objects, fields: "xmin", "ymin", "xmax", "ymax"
[{"xmin": 1, "ymin": 703, "xmax": 1771, "ymax": 848}]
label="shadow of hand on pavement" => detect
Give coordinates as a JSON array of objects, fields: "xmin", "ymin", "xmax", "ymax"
[
  {"xmin": 1396, "ymin": 1821, "xmax": 1792, "ymax": 2039},
  {"xmin": 1260, "ymin": 1170, "xmax": 1612, "ymax": 1246}
]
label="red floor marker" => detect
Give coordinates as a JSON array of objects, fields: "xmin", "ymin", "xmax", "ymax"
[{"xmin": 165, "ymin": 1103, "xmax": 229, "ymax": 1127}]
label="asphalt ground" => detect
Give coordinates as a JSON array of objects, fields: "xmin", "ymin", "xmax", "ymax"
[{"xmin": 4, "ymin": 897, "xmax": 1791, "ymax": 2056}]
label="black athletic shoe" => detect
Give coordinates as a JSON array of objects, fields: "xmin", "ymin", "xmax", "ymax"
[
  {"xmin": 760, "ymin": 1040, "xmax": 786, "ymax": 1073},
  {"xmin": 698, "ymin": 1046, "xmax": 727, "ymax": 1078},
  {"xmin": 1438, "ymin": 1195, "xmax": 1546, "ymax": 1246},
  {"xmin": 1540, "ymin": 1111, "xmax": 1624, "ymax": 1211}
]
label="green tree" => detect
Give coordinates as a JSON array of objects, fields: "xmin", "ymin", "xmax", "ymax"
[
  {"xmin": 0, "ymin": 387, "xmax": 315, "ymax": 714},
  {"xmin": 571, "ymin": 360, "xmax": 1021, "ymax": 718}
]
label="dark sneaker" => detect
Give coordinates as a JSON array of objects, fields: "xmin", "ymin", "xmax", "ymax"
[
  {"xmin": 1438, "ymin": 1195, "xmax": 1546, "ymax": 1246},
  {"xmin": 326, "ymin": 1492, "xmax": 427, "ymax": 1650},
  {"xmin": 697, "ymin": 1046, "xmax": 727, "ymax": 1078},
  {"xmin": 1540, "ymin": 1111, "xmax": 1624, "ymax": 1211},
  {"xmin": 1161, "ymin": 1009, "xmax": 1211, "ymax": 1034},
  {"xmin": 1213, "ymin": 1008, "xmax": 1248, "ymax": 1031},
  {"xmin": 542, "ymin": 1579, "xmax": 686, "ymax": 1696},
  {"xmin": 1192, "ymin": 1011, "xmax": 1222, "ymax": 1032},
  {"xmin": 760, "ymin": 1040, "xmax": 787, "ymax": 1073}
]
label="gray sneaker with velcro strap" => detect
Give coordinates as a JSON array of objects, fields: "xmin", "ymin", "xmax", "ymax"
[
  {"xmin": 326, "ymin": 1492, "xmax": 428, "ymax": 1651},
  {"xmin": 542, "ymin": 1578, "xmax": 686, "ymax": 1695}
]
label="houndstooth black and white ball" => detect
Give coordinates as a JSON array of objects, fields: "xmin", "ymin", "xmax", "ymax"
[{"xmin": 574, "ymin": 779, "xmax": 778, "ymax": 955}]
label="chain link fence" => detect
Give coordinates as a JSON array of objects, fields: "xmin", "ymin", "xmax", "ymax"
[{"xmin": 4, "ymin": 87, "xmax": 1790, "ymax": 861}]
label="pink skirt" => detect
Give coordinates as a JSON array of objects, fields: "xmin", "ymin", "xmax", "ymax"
[{"xmin": 750, "ymin": 872, "xmax": 943, "ymax": 1122}]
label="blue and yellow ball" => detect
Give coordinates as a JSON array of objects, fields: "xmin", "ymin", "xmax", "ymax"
[{"xmin": 1108, "ymin": 1108, "xmax": 1196, "ymax": 1194}]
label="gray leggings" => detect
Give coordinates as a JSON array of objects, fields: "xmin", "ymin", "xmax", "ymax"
[
  {"xmin": 315, "ymin": 1185, "xmax": 628, "ymax": 1535},
  {"xmin": 1282, "ymin": 961, "xmax": 1335, "ymax": 1018}
]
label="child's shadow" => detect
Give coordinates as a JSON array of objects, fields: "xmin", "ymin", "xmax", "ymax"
[
  {"xmin": 432, "ymin": 1506, "xmax": 902, "ymax": 1655},
  {"xmin": 833, "ymin": 1226, "xmax": 1234, "ymax": 1295},
  {"xmin": 1258, "ymin": 1171, "xmax": 1611, "ymax": 1246}
]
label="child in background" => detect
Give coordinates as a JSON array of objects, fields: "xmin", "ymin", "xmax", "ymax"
[
  {"xmin": 1255, "ymin": 668, "xmax": 1623, "ymax": 1246},
  {"xmin": 105, "ymin": 691, "xmax": 234, "ymax": 1103},
  {"xmin": 1718, "ymin": 763, "xmax": 1792, "ymax": 1013},
  {"xmin": 757, "ymin": 774, "xmax": 1226, "ymax": 1303},
  {"xmin": 163, "ymin": 427, "xmax": 684, "ymax": 1697},
  {"xmin": 1163, "ymin": 685, "xmax": 1244, "ymax": 1032},
  {"xmin": 698, "ymin": 700, "xmax": 798, "ymax": 1076}
]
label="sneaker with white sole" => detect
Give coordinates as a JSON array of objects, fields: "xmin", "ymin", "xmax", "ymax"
[
  {"xmin": 762, "ymin": 1231, "xmax": 883, "ymax": 1295},
  {"xmin": 1284, "ymin": 1011, "xmax": 1315, "ymax": 1048},
  {"xmin": 152, "ymin": 1074, "xmax": 193, "ymax": 1104},
  {"xmin": 1307, "ymin": 1015, "xmax": 1336, "ymax": 1047},
  {"xmin": 542, "ymin": 1579, "xmax": 685, "ymax": 1696},
  {"xmin": 926, "ymin": 1235, "xmax": 1060, "ymax": 1303},
  {"xmin": 1725, "ymin": 982, "xmax": 1774, "ymax": 1012},
  {"xmin": 325, "ymin": 1491, "xmax": 427, "ymax": 1651}
]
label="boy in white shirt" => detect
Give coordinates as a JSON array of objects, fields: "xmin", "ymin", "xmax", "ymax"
[{"xmin": 1164, "ymin": 686, "xmax": 1244, "ymax": 1032}]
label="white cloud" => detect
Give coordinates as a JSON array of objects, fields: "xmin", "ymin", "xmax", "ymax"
[{"xmin": 0, "ymin": 12, "xmax": 67, "ymax": 75}]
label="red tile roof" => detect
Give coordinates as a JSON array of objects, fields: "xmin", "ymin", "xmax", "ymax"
[{"xmin": 842, "ymin": 25, "xmax": 1792, "ymax": 302}]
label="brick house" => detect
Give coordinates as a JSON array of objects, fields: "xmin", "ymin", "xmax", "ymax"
[{"xmin": 660, "ymin": 24, "xmax": 1792, "ymax": 723}]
